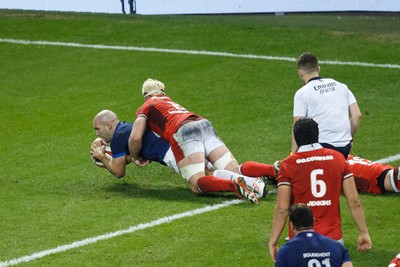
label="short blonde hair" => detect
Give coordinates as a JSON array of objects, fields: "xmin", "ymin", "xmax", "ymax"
[{"xmin": 142, "ymin": 78, "xmax": 165, "ymax": 97}]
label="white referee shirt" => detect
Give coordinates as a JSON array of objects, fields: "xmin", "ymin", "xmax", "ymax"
[{"xmin": 293, "ymin": 77, "xmax": 357, "ymax": 147}]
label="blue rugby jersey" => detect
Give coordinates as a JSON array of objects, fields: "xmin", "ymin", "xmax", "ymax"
[
  {"xmin": 275, "ymin": 231, "xmax": 351, "ymax": 267},
  {"xmin": 110, "ymin": 122, "xmax": 170, "ymax": 165}
]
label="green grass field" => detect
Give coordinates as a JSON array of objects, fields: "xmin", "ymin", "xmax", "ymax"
[{"xmin": 0, "ymin": 10, "xmax": 399, "ymax": 266}]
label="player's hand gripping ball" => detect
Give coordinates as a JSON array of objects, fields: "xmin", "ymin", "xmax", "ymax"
[{"xmin": 91, "ymin": 146, "xmax": 113, "ymax": 167}]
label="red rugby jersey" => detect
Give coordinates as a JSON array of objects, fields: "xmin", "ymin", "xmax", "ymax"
[
  {"xmin": 347, "ymin": 155, "xmax": 391, "ymax": 194},
  {"xmin": 136, "ymin": 95, "xmax": 198, "ymax": 142},
  {"xmin": 279, "ymin": 145, "xmax": 353, "ymax": 240}
]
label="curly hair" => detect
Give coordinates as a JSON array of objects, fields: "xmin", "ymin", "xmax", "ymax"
[{"xmin": 293, "ymin": 118, "xmax": 319, "ymax": 147}]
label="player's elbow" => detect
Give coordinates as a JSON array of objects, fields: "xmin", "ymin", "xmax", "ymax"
[
  {"xmin": 128, "ymin": 134, "xmax": 143, "ymax": 156},
  {"xmin": 128, "ymin": 135, "xmax": 135, "ymax": 146},
  {"xmin": 129, "ymin": 134, "xmax": 141, "ymax": 143},
  {"xmin": 274, "ymin": 203, "xmax": 290, "ymax": 216},
  {"xmin": 350, "ymin": 105, "xmax": 362, "ymax": 123},
  {"xmin": 347, "ymin": 197, "xmax": 362, "ymax": 209},
  {"xmin": 114, "ymin": 170, "xmax": 126, "ymax": 179},
  {"xmin": 354, "ymin": 112, "xmax": 362, "ymax": 123},
  {"xmin": 129, "ymin": 128, "xmax": 143, "ymax": 144}
]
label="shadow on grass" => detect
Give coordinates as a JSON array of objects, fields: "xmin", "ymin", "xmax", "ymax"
[{"xmin": 103, "ymin": 182, "xmax": 240, "ymax": 204}]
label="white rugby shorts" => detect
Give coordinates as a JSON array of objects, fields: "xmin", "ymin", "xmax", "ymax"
[{"xmin": 173, "ymin": 119, "xmax": 225, "ymax": 158}]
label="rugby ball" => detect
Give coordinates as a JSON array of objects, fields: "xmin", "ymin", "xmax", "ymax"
[{"xmin": 91, "ymin": 146, "xmax": 113, "ymax": 167}]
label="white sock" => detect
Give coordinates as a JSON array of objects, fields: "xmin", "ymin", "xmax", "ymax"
[
  {"xmin": 389, "ymin": 169, "xmax": 400, "ymax": 193},
  {"xmin": 213, "ymin": 170, "xmax": 258, "ymax": 186}
]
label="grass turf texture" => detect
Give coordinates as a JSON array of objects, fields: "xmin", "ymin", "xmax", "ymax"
[{"xmin": 0, "ymin": 10, "xmax": 399, "ymax": 266}]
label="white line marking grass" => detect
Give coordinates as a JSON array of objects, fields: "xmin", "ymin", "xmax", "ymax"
[
  {"xmin": 377, "ymin": 154, "xmax": 400, "ymax": 164},
  {"xmin": 1, "ymin": 153, "xmax": 399, "ymax": 266},
  {"xmin": 0, "ymin": 199, "xmax": 243, "ymax": 267},
  {"xmin": 1, "ymin": 36, "xmax": 399, "ymax": 266},
  {"xmin": 1, "ymin": 38, "xmax": 400, "ymax": 69}
]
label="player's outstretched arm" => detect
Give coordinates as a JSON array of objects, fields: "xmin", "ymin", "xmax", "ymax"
[
  {"xmin": 349, "ymin": 102, "xmax": 362, "ymax": 138},
  {"xmin": 128, "ymin": 116, "xmax": 147, "ymax": 165},
  {"xmin": 342, "ymin": 176, "xmax": 372, "ymax": 251},
  {"xmin": 291, "ymin": 116, "xmax": 304, "ymax": 153},
  {"xmin": 90, "ymin": 138, "xmax": 128, "ymax": 178},
  {"xmin": 268, "ymin": 185, "xmax": 291, "ymax": 262}
]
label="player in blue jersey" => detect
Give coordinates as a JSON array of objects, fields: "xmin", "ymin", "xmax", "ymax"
[
  {"xmin": 91, "ymin": 110, "xmax": 275, "ymax": 199},
  {"xmin": 275, "ymin": 203, "xmax": 352, "ymax": 267},
  {"xmin": 91, "ymin": 109, "xmax": 178, "ymax": 178}
]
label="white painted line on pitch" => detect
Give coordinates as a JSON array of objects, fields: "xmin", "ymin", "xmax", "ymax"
[
  {"xmin": 376, "ymin": 154, "xmax": 400, "ymax": 164},
  {"xmin": 0, "ymin": 199, "xmax": 242, "ymax": 267},
  {"xmin": 1, "ymin": 38, "xmax": 399, "ymax": 69},
  {"xmin": 0, "ymin": 154, "xmax": 399, "ymax": 266}
]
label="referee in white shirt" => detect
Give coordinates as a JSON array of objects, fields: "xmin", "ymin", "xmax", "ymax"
[{"xmin": 291, "ymin": 52, "xmax": 362, "ymax": 159}]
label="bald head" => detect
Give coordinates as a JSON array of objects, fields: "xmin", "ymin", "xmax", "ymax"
[
  {"xmin": 94, "ymin": 110, "xmax": 118, "ymax": 125},
  {"xmin": 93, "ymin": 110, "xmax": 119, "ymax": 143}
]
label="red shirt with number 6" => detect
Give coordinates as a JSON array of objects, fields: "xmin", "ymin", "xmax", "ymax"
[{"xmin": 278, "ymin": 144, "xmax": 353, "ymax": 241}]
